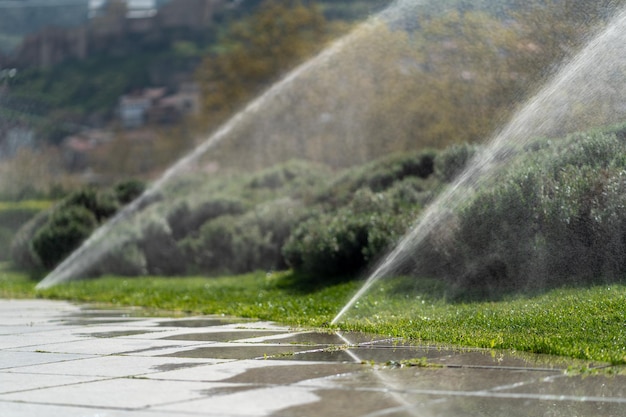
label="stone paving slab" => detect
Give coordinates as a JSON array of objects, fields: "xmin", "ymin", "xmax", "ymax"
[{"xmin": 0, "ymin": 299, "xmax": 624, "ymax": 417}]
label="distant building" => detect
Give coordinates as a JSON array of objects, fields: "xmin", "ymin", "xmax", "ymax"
[
  {"xmin": 148, "ymin": 82, "xmax": 200, "ymax": 124},
  {"xmin": 119, "ymin": 84, "xmax": 199, "ymax": 128},
  {"xmin": 62, "ymin": 129, "xmax": 112, "ymax": 171},
  {"xmin": 158, "ymin": 0, "xmax": 225, "ymax": 30},
  {"xmin": 0, "ymin": 126, "xmax": 35, "ymax": 158},
  {"xmin": 16, "ymin": 26, "xmax": 88, "ymax": 68},
  {"xmin": 89, "ymin": 0, "xmax": 158, "ymax": 19},
  {"xmin": 118, "ymin": 87, "xmax": 166, "ymax": 128},
  {"xmin": 13, "ymin": 0, "xmax": 231, "ymax": 68},
  {"xmin": 0, "ymin": 0, "xmax": 88, "ymax": 44}
]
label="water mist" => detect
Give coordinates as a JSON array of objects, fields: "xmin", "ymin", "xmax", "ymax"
[
  {"xmin": 35, "ymin": 0, "xmax": 422, "ymax": 289},
  {"xmin": 332, "ymin": 6, "xmax": 626, "ymax": 324}
]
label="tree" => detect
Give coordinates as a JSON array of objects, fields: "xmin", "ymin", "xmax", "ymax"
[{"xmin": 195, "ymin": 0, "xmax": 335, "ymax": 130}]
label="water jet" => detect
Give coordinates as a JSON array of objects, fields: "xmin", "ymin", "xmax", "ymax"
[
  {"xmin": 35, "ymin": 0, "xmax": 417, "ymax": 289},
  {"xmin": 332, "ymin": 6, "xmax": 626, "ymax": 324},
  {"xmin": 33, "ymin": 2, "xmax": 626, "ymax": 298}
]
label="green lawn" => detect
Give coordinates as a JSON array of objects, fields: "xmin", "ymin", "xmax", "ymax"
[{"xmin": 1, "ymin": 266, "xmax": 625, "ymax": 365}]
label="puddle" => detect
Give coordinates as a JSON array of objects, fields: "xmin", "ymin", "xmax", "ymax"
[
  {"xmin": 222, "ymin": 363, "xmax": 363, "ymax": 385},
  {"xmin": 59, "ymin": 318, "xmax": 142, "ymax": 326},
  {"xmin": 157, "ymin": 318, "xmax": 254, "ymax": 328},
  {"xmin": 158, "ymin": 345, "xmax": 324, "ymax": 360},
  {"xmin": 68, "ymin": 310, "xmax": 143, "ymax": 318},
  {"xmin": 120, "ymin": 345, "xmax": 190, "ymax": 355},
  {"xmin": 271, "ymin": 344, "xmax": 444, "ymax": 364},
  {"xmin": 82, "ymin": 330, "xmax": 153, "ymax": 338},
  {"xmin": 200, "ymin": 385, "xmax": 260, "ymax": 398},
  {"xmin": 151, "ymin": 362, "xmax": 208, "ymax": 372},
  {"xmin": 276, "ymin": 345, "xmax": 603, "ymax": 371},
  {"xmin": 265, "ymin": 331, "xmax": 387, "ymax": 345},
  {"xmin": 272, "ymin": 386, "xmax": 402, "ymax": 417},
  {"xmin": 161, "ymin": 330, "xmax": 288, "ymax": 342}
]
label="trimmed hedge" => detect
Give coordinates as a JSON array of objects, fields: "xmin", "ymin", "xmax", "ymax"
[
  {"xmin": 313, "ymin": 150, "xmax": 436, "ymax": 208},
  {"xmin": 32, "ymin": 206, "xmax": 97, "ymax": 269},
  {"xmin": 11, "ymin": 181, "xmax": 145, "ymax": 271},
  {"xmin": 283, "ymin": 188, "xmax": 419, "ymax": 280},
  {"xmin": 424, "ymin": 128, "xmax": 626, "ymax": 296},
  {"xmin": 181, "ymin": 198, "xmax": 308, "ymax": 275}
]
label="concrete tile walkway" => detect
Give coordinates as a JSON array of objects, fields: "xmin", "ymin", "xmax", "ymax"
[{"xmin": 0, "ymin": 299, "xmax": 624, "ymax": 416}]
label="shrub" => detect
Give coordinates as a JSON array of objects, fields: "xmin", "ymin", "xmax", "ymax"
[
  {"xmin": 62, "ymin": 188, "xmax": 118, "ymax": 222},
  {"xmin": 434, "ymin": 143, "xmax": 478, "ymax": 182},
  {"xmin": 243, "ymin": 160, "xmax": 331, "ymax": 205},
  {"xmin": 167, "ymin": 196, "xmax": 247, "ymax": 241},
  {"xmin": 283, "ymin": 189, "xmax": 418, "ymax": 280},
  {"xmin": 114, "ymin": 179, "xmax": 146, "ymax": 204},
  {"xmin": 0, "ymin": 203, "xmax": 45, "ymax": 262},
  {"xmin": 425, "ymin": 129, "xmax": 626, "ymax": 296},
  {"xmin": 137, "ymin": 219, "xmax": 186, "ymax": 276},
  {"xmin": 247, "ymin": 160, "xmax": 329, "ymax": 190},
  {"xmin": 385, "ymin": 177, "xmax": 436, "ymax": 210},
  {"xmin": 87, "ymin": 242, "xmax": 148, "ymax": 277},
  {"xmin": 313, "ymin": 150, "xmax": 436, "ymax": 207},
  {"xmin": 10, "ymin": 209, "xmax": 53, "ymax": 271},
  {"xmin": 31, "ymin": 206, "xmax": 97, "ymax": 269},
  {"xmin": 11, "ymin": 185, "xmax": 122, "ymax": 271},
  {"xmin": 181, "ymin": 198, "xmax": 309, "ymax": 275}
]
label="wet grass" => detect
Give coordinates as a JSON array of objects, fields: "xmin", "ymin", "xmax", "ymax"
[
  {"xmin": 341, "ymin": 277, "xmax": 626, "ymax": 365},
  {"xmin": 1, "ymin": 267, "xmax": 625, "ymax": 364},
  {"xmin": 0, "ymin": 267, "xmax": 356, "ymax": 327}
]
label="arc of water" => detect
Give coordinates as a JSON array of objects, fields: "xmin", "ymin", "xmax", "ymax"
[
  {"xmin": 35, "ymin": 3, "xmax": 409, "ymax": 290},
  {"xmin": 332, "ymin": 7, "xmax": 626, "ymax": 324}
]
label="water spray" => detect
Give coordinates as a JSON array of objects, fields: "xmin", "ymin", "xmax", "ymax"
[
  {"xmin": 332, "ymin": 6, "xmax": 626, "ymax": 324},
  {"xmin": 36, "ymin": 1, "xmax": 414, "ymax": 290}
]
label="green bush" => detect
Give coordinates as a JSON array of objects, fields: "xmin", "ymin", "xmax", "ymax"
[
  {"xmin": 283, "ymin": 188, "xmax": 418, "ymax": 280},
  {"xmin": 86, "ymin": 242, "xmax": 148, "ymax": 277},
  {"xmin": 167, "ymin": 196, "xmax": 247, "ymax": 241},
  {"xmin": 11, "ymin": 209, "xmax": 53, "ymax": 271},
  {"xmin": 31, "ymin": 206, "xmax": 97, "ymax": 269},
  {"xmin": 426, "ymin": 130, "xmax": 626, "ymax": 296},
  {"xmin": 137, "ymin": 220, "xmax": 186, "ymax": 276},
  {"xmin": 0, "ymin": 203, "xmax": 45, "ymax": 262},
  {"xmin": 385, "ymin": 177, "xmax": 435, "ymax": 211},
  {"xmin": 181, "ymin": 215, "xmax": 267, "ymax": 275},
  {"xmin": 114, "ymin": 179, "xmax": 146, "ymax": 205},
  {"xmin": 11, "ymin": 186, "xmax": 123, "ymax": 271},
  {"xmin": 247, "ymin": 160, "xmax": 329, "ymax": 191},
  {"xmin": 313, "ymin": 150, "xmax": 436, "ymax": 208},
  {"xmin": 62, "ymin": 188, "xmax": 119, "ymax": 222},
  {"xmin": 434, "ymin": 143, "xmax": 478, "ymax": 182},
  {"xmin": 181, "ymin": 198, "xmax": 308, "ymax": 275}
]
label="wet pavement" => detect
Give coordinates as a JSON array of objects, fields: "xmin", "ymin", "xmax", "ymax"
[{"xmin": 1, "ymin": 299, "xmax": 625, "ymax": 416}]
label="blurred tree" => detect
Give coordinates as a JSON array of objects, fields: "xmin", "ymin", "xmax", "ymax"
[
  {"xmin": 511, "ymin": 0, "xmax": 626, "ymax": 83},
  {"xmin": 356, "ymin": 10, "xmax": 521, "ymax": 153},
  {"xmin": 0, "ymin": 148, "xmax": 79, "ymax": 200},
  {"xmin": 195, "ymin": 0, "xmax": 337, "ymax": 130},
  {"xmin": 91, "ymin": 0, "xmax": 128, "ymax": 35}
]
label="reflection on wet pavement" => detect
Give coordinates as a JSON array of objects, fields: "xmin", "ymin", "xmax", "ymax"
[
  {"xmin": 157, "ymin": 318, "xmax": 254, "ymax": 327},
  {"xmin": 158, "ymin": 344, "xmax": 325, "ymax": 360},
  {"xmin": 1, "ymin": 299, "xmax": 624, "ymax": 417},
  {"xmin": 161, "ymin": 330, "xmax": 288, "ymax": 342}
]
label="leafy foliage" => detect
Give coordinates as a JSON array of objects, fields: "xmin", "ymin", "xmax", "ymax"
[
  {"xmin": 32, "ymin": 206, "xmax": 97, "ymax": 269},
  {"xmin": 180, "ymin": 198, "xmax": 307, "ymax": 275},
  {"xmin": 312, "ymin": 150, "xmax": 436, "ymax": 208},
  {"xmin": 195, "ymin": 0, "xmax": 337, "ymax": 129},
  {"xmin": 0, "ymin": 201, "xmax": 49, "ymax": 262},
  {"xmin": 434, "ymin": 143, "xmax": 478, "ymax": 182},
  {"xmin": 114, "ymin": 180, "xmax": 147, "ymax": 204},
  {"xmin": 11, "ymin": 182, "xmax": 142, "ymax": 271},
  {"xmin": 283, "ymin": 188, "xmax": 419, "ymax": 280},
  {"xmin": 426, "ymin": 126, "xmax": 626, "ymax": 296}
]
